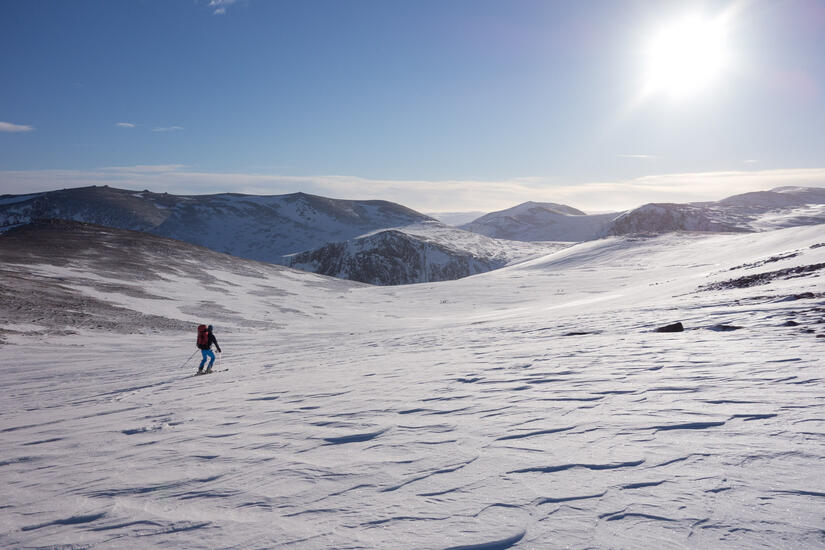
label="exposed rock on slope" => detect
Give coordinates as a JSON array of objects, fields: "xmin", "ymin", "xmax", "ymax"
[
  {"xmin": 607, "ymin": 187, "xmax": 825, "ymax": 236},
  {"xmin": 287, "ymin": 222, "xmax": 568, "ymax": 285},
  {"xmin": 461, "ymin": 187, "xmax": 825, "ymax": 243},
  {"xmin": 606, "ymin": 203, "xmax": 746, "ymax": 235},
  {"xmin": 288, "ymin": 230, "xmax": 490, "ymax": 285}
]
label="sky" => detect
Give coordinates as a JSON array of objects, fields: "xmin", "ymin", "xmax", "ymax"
[{"xmin": 1, "ymin": 0, "xmax": 824, "ymax": 212}]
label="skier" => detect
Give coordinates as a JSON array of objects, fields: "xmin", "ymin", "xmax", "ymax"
[{"xmin": 196, "ymin": 324, "xmax": 222, "ymax": 374}]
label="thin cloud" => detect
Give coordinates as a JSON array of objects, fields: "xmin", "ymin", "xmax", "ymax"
[
  {"xmin": 0, "ymin": 121, "xmax": 35, "ymax": 133},
  {"xmin": 99, "ymin": 164, "xmax": 187, "ymax": 173},
  {"xmin": 115, "ymin": 122, "xmax": 136, "ymax": 128},
  {"xmin": 617, "ymin": 154, "xmax": 655, "ymax": 160},
  {"xmin": 152, "ymin": 126, "xmax": 184, "ymax": 133},
  {"xmin": 744, "ymin": 159, "xmax": 759, "ymax": 164},
  {"xmin": 1, "ymin": 166, "xmax": 825, "ymax": 213},
  {"xmin": 209, "ymin": 0, "xmax": 237, "ymax": 15}
]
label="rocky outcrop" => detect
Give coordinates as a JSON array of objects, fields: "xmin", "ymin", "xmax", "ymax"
[
  {"xmin": 286, "ymin": 222, "xmax": 569, "ymax": 285},
  {"xmin": 655, "ymin": 322, "xmax": 685, "ymax": 333},
  {"xmin": 606, "ymin": 203, "xmax": 746, "ymax": 236},
  {"xmin": 288, "ymin": 230, "xmax": 504, "ymax": 285}
]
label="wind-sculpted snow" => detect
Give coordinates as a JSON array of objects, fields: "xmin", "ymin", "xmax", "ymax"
[{"xmin": 1, "ymin": 223, "xmax": 824, "ymax": 548}]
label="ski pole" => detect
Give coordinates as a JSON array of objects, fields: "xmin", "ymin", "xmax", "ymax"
[
  {"xmin": 180, "ymin": 349, "xmax": 198, "ymax": 369},
  {"xmin": 219, "ymin": 352, "xmax": 222, "ymax": 370}
]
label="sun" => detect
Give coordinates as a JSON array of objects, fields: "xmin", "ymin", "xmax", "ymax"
[{"xmin": 643, "ymin": 14, "xmax": 731, "ymax": 99}]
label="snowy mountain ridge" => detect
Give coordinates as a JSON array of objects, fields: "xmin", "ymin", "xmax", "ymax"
[
  {"xmin": 463, "ymin": 186, "xmax": 825, "ymax": 242},
  {"xmin": 2, "ymin": 185, "xmax": 824, "ymax": 287},
  {"xmin": 608, "ymin": 186, "xmax": 825, "ymax": 237},
  {"xmin": 460, "ymin": 202, "xmax": 617, "ymax": 242},
  {"xmin": 0, "ymin": 186, "xmax": 569, "ymax": 285},
  {"xmin": 0, "ymin": 186, "xmax": 433, "ymax": 264}
]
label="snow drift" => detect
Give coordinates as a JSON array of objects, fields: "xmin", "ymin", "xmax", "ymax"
[{"xmin": 2, "ymin": 218, "xmax": 825, "ymax": 548}]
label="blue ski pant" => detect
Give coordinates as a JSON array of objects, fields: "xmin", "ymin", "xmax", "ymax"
[{"xmin": 199, "ymin": 349, "xmax": 215, "ymax": 369}]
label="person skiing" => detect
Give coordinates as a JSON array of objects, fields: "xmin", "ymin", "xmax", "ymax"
[{"xmin": 196, "ymin": 324, "xmax": 222, "ymax": 374}]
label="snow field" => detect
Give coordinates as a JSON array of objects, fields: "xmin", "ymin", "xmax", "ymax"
[{"xmin": 1, "ymin": 225, "xmax": 824, "ymax": 548}]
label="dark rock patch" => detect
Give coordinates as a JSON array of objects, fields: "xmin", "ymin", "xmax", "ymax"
[
  {"xmin": 708, "ymin": 324, "xmax": 744, "ymax": 332},
  {"xmin": 729, "ymin": 252, "xmax": 801, "ymax": 271},
  {"xmin": 701, "ymin": 264, "xmax": 825, "ymax": 291},
  {"xmin": 655, "ymin": 322, "xmax": 684, "ymax": 333}
]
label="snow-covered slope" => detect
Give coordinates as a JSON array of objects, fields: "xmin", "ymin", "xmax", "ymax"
[
  {"xmin": 0, "ymin": 219, "xmax": 364, "ymax": 342},
  {"xmin": 462, "ymin": 187, "xmax": 825, "ymax": 243},
  {"xmin": 2, "ymin": 220, "xmax": 825, "ymax": 548},
  {"xmin": 0, "ymin": 186, "xmax": 433, "ymax": 264},
  {"xmin": 286, "ymin": 222, "xmax": 569, "ymax": 285},
  {"xmin": 605, "ymin": 202, "xmax": 746, "ymax": 235},
  {"xmin": 461, "ymin": 201, "xmax": 620, "ymax": 242},
  {"xmin": 607, "ymin": 186, "xmax": 825, "ymax": 236},
  {"xmin": 427, "ymin": 211, "xmax": 487, "ymax": 226}
]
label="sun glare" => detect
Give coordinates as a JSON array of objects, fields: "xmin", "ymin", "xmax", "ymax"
[{"xmin": 643, "ymin": 14, "xmax": 730, "ymax": 99}]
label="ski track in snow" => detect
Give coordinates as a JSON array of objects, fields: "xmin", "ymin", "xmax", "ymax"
[{"xmin": 1, "ymin": 226, "xmax": 825, "ymax": 548}]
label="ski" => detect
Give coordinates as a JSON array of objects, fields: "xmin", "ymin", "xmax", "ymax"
[{"xmin": 193, "ymin": 368, "xmax": 229, "ymax": 377}]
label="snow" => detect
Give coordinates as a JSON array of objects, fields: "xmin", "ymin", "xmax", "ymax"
[
  {"xmin": 0, "ymin": 192, "xmax": 46, "ymax": 206},
  {"xmin": 0, "ymin": 188, "xmax": 433, "ymax": 266},
  {"xmin": 1, "ymin": 225, "xmax": 825, "ymax": 548},
  {"xmin": 461, "ymin": 203, "xmax": 617, "ymax": 242},
  {"xmin": 285, "ymin": 222, "xmax": 571, "ymax": 285},
  {"xmin": 427, "ymin": 212, "xmax": 488, "ymax": 226}
]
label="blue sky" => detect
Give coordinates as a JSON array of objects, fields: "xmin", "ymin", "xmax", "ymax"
[{"xmin": 1, "ymin": 0, "xmax": 824, "ymax": 211}]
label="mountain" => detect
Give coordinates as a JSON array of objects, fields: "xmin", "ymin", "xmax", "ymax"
[
  {"xmin": 607, "ymin": 186, "xmax": 825, "ymax": 236},
  {"xmin": 460, "ymin": 187, "xmax": 825, "ymax": 243},
  {"xmin": 0, "ymin": 186, "xmax": 571, "ymax": 285},
  {"xmin": 2, "ymin": 219, "xmax": 824, "ymax": 548},
  {"xmin": 0, "ymin": 186, "xmax": 433, "ymax": 264},
  {"xmin": 605, "ymin": 202, "xmax": 746, "ymax": 235},
  {"xmin": 460, "ymin": 201, "xmax": 619, "ymax": 242},
  {"xmin": 286, "ymin": 222, "xmax": 568, "ymax": 285},
  {"xmin": 0, "ymin": 219, "xmax": 362, "ymax": 341}
]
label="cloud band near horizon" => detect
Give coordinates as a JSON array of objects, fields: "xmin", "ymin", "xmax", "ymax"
[{"xmin": 1, "ymin": 166, "xmax": 825, "ymax": 213}]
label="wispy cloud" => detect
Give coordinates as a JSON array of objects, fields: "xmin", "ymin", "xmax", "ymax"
[
  {"xmin": 0, "ymin": 121, "xmax": 35, "ymax": 133},
  {"xmin": 209, "ymin": 0, "xmax": 238, "ymax": 15},
  {"xmin": 99, "ymin": 164, "xmax": 188, "ymax": 173},
  {"xmin": 115, "ymin": 122, "xmax": 136, "ymax": 128},
  {"xmin": 2, "ymin": 166, "xmax": 825, "ymax": 213},
  {"xmin": 152, "ymin": 126, "xmax": 184, "ymax": 133},
  {"xmin": 744, "ymin": 159, "xmax": 759, "ymax": 164},
  {"xmin": 617, "ymin": 154, "xmax": 655, "ymax": 160}
]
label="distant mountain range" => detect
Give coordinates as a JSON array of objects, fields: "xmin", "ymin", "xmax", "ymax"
[
  {"xmin": 0, "ymin": 186, "xmax": 564, "ymax": 285},
  {"xmin": 461, "ymin": 187, "xmax": 825, "ymax": 242},
  {"xmin": 1, "ymin": 184, "xmax": 824, "ymax": 285},
  {"xmin": 606, "ymin": 186, "xmax": 825, "ymax": 236},
  {"xmin": 0, "ymin": 186, "xmax": 430, "ymax": 263}
]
